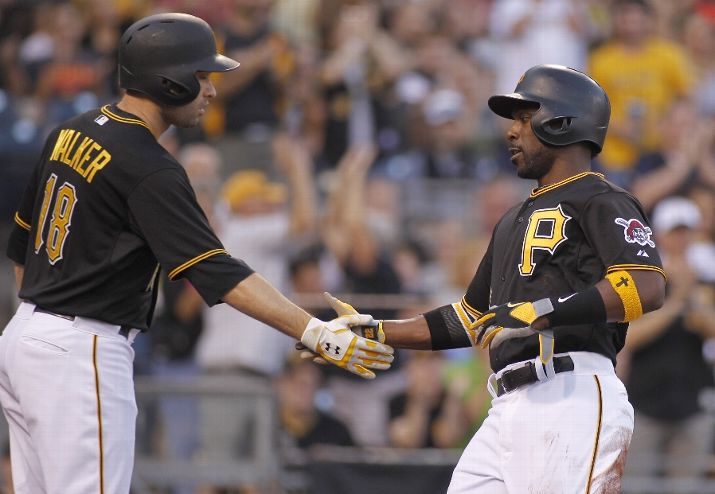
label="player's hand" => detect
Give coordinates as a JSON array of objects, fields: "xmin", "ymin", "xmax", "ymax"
[
  {"xmin": 324, "ymin": 292, "xmax": 385, "ymax": 343},
  {"xmin": 474, "ymin": 299, "xmax": 554, "ymax": 349},
  {"xmin": 295, "ymin": 292, "xmax": 385, "ymax": 365},
  {"xmin": 300, "ymin": 315, "xmax": 394, "ymax": 379}
]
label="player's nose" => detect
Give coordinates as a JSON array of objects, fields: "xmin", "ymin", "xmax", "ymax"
[
  {"xmin": 506, "ymin": 122, "xmax": 519, "ymax": 141},
  {"xmin": 204, "ymin": 79, "xmax": 217, "ymax": 99}
]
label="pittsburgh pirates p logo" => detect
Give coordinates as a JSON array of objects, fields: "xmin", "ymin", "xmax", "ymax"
[{"xmin": 519, "ymin": 205, "xmax": 571, "ymax": 276}]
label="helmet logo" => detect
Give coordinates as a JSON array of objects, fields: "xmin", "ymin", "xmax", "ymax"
[{"xmin": 615, "ymin": 218, "xmax": 655, "ymax": 248}]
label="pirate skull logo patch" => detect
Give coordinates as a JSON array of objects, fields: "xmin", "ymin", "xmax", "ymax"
[{"xmin": 615, "ymin": 218, "xmax": 655, "ymax": 248}]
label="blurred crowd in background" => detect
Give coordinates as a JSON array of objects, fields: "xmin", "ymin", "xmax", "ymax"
[{"xmin": 1, "ymin": 0, "xmax": 715, "ymax": 492}]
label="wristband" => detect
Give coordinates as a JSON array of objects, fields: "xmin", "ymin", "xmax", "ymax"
[
  {"xmin": 423, "ymin": 305, "xmax": 473, "ymax": 350},
  {"xmin": 605, "ymin": 270, "xmax": 642, "ymax": 321},
  {"xmin": 545, "ymin": 285, "xmax": 607, "ymax": 327}
]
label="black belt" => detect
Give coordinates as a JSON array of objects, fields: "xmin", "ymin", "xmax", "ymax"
[
  {"xmin": 496, "ymin": 355, "xmax": 574, "ymax": 397},
  {"xmin": 33, "ymin": 307, "xmax": 133, "ymax": 340}
]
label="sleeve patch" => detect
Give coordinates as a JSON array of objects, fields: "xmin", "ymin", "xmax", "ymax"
[{"xmin": 614, "ymin": 218, "xmax": 655, "ymax": 248}]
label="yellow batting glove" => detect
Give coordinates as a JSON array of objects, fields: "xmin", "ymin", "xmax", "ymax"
[
  {"xmin": 323, "ymin": 292, "xmax": 385, "ymax": 343},
  {"xmin": 300, "ymin": 315, "xmax": 394, "ymax": 379},
  {"xmin": 473, "ymin": 299, "xmax": 554, "ymax": 349}
]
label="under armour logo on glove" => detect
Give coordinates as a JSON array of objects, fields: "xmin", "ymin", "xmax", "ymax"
[{"xmin": 324, "ymin": 343, "xmax": 342, "ymax": 356}]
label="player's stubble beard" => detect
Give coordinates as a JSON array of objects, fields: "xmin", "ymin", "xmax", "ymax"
[
  {"xmin": 161, "ymin": 98, "xmax": 206, "ymax": 129},
  {"xmin": 515, "ymin": 144, "xmax": 556, "ymax": 180}
]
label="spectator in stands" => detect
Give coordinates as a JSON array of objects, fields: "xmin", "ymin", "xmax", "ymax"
[
  {"xmin": 319, "ymin": 0, "xmax": 410, "ymax": 166},
  {"xmin": 388, "ymin": 351, "xmax": 468, "ymax": 449},
  {"xmin": 623, "ymin": 196, "xmax": 715, "ymax": 486},
  {"xmin": 322, "ymin": 143, "xmax": 402, "ymax": 322},
  {"xmin": 489, "ymin": 0, "xmax": 593, "ymax": 95},
  {"xmin": 194, "ymin": 135, "xmax": 318, "ymax": 476},
  {"xmin": 286, "ymin": 244, "xmax": 341, "ymax": 322},
  {"xmin": 212, "ymin": 0, "xmax": 295, "ymax": 176},
  {"xmin": 35, "ymin": 2, "xmax": 110, "ymax": 123},
  {"xmin": 276, "ymin": 356, "xmax": 354, "ymax": 450},
  {"xmin": 589, "ymin": 0, "xmax": 694, "ymax": 186},
  {"xmin": 81, "ymin": 0, "xmax": 124, "ymax": 99},
  {"xmin": 630, "ymin": 98, "xmax": 715, "ymax": 210},
  {"xmin": 681, "ymin": 9, "xmax": 715, "ymax": 117},
  {"xmin": 442, "ymin": 346, "xmax": 493, "ymax": 448},
  {"xmin": 320, "ymin": 142, "xmax": 405, "ymax": 446},
  {"xmin": 380, "ymin": 88, "xmax": 484, "ymax": 180},
  {"xmin": 686, "ymin": 185, "xmax": 715, "ymax": 283},
  {"xmin": 146, "ymin": 143, "xmax": 223, "ymax": 494}
]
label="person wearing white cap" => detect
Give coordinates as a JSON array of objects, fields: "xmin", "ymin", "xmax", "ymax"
[{"xmin": 624, "ymin": 195, "xmax": 715, "ymax": 487}]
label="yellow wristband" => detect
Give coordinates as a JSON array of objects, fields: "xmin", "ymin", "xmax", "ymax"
[{"xmin": 606, "ymin": 270, "xmax": 642, "ymax": 322}]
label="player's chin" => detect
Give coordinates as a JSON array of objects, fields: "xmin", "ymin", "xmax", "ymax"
[{"xmin": 174, "ymin": 116, "xmax": 202, "ymax": 129}]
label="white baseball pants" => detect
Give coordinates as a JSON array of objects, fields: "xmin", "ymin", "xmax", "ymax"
[
  {"xmin": 0, "ymin": 302, "xmax": 138, "ymax": 494},
  {"xmin": 448, "ymin": 352, "xmax": 634, "ymax": 494}
]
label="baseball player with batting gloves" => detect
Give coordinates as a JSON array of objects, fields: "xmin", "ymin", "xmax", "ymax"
[
  {"xmin": 328, "ymin": 65, "xmax": 666, "ymax": 493},
  {"xmin": 0, "ymin": 13, "xmax": 393, "ymax": 494}
]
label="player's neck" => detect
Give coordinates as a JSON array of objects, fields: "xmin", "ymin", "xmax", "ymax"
[
  {"xmin": 116, "ymin": 95, "xmax": 170, "ymax": 139},
  {"xmin": 537, "ymin": 158, "xmax": 592, "ymax": 188}
]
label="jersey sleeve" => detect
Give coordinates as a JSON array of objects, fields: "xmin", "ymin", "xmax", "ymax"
[
  {"xmin": 580, "ymin": 191, "xmax": 665, "ymax": 277},
  {"xmin": 463, "ymin": 234, "xmax": 494, "ymax": 315},
  {"xmin": 6, "ymin": 154, "xmax": 43, "ymax": 266},
  {"xmin": 128, "ymin": 168, "xmax": 253, "ymax": 305}
]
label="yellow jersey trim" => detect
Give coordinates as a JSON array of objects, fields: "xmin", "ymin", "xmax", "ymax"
[
  {"xmin": 92, "ymin": 336, "xmax": 106, "ymax": 494},
  {"xmin": 100, "ymin": 105, "xmax": 150, "ymax": 131},
  {"xmin": 586, "ymin": 375, "xmax": 603, "ymax": 494},
  {"xmin": 529, "ymin": 172, "xmax": 604, "ymax": 198},
  {"xmin": 606, "ymin": 264, "xmax": 666, "ymax": 280},
  {"xmin": 14, "ymin": 212, "xmax": 31, "ymax": 231},
  {"xmin": 168, "ymin": 249, "xmax": 227, "ymax": 280},
  {"xmin": 461, "ymin": 297, "xmax": 482, "ymax": 318}
]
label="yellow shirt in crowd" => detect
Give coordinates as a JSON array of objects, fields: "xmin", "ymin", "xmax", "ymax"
[{"xmin": 589, "ymin": 37, "xmax": 693, "ymax": 170}]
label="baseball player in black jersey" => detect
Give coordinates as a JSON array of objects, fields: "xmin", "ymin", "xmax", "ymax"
[
  {"xmin": 327, "ymin": 65, "xmax": 666, "ymax": 492},
  {"xmin": 0, "ymin": 13, "xmax": 393, "ymax": 494}
]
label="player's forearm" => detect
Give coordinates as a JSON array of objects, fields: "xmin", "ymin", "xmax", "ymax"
[
  {"xmin": 13, "ymin": 264, "xmax": 24, "ymax": 292},
  {"xmin": 597, "ymin": 270, "xmax": 665, "ymax": 321},
  {"xmin": 222, "ymin": 272, "xmax": 312, "ymax": 340},
  {"xmin": 531, "ymin": 269, "xmax": 666, "ymax": 331},
  {"xmin": 380, "ymin": 316, "xmax": 433, "ymax": 350}
]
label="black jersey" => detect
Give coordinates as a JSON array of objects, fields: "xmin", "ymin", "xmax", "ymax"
[
  {"xmin": 6, "ymin": 105, "xmax": 253, "ymax": 329},
  {"xmin": 463, "ymin": 172, "xmax": 664, "ymax": 372}
]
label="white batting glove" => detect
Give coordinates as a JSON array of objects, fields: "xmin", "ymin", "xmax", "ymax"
[
  {"xmin": 300, "ymin": 315, "xmax": 394, "ymax": 379},
  {"xmin": 323, "ymin": 292, "xmax": 385, "ymax": 343}
]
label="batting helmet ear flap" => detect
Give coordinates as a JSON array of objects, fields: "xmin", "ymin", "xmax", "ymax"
[
  {"xmin": 160, "ymin": 77, "xmax": 196, "ymax": 102},
  {"xmin": 541, "ymin": 116, "xmax": 575, "ymax": 136}
]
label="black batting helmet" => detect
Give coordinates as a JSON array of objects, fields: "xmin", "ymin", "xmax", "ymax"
[
  {"xmin": 488, "ymin": 64, "xmax": 610, "ymax": 155},
  {"xmin": 118, "ymin": 13, "xmax": 239, "ymax": 106}
]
